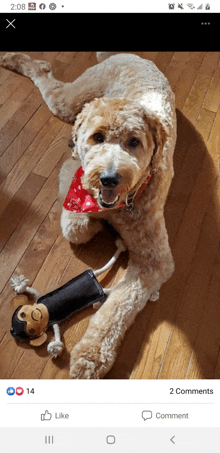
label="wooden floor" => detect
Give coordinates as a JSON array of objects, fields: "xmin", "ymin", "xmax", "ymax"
[{"xmin": 0, "ymin": 52, "xmax": 220, "ymax": 379}]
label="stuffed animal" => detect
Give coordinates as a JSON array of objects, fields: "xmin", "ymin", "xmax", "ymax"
[{"xmin": 10, "ymin": 239, "xmax": 126, "ymax": 358}]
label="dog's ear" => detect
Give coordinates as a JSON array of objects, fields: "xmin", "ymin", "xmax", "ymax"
[
  {"xmin": 71, "ymin": 102, "xmax": 92, "ymax": 158},
  {"xmin": 146, "ymin": 115, "xmax": 168, "ymax": 172}
]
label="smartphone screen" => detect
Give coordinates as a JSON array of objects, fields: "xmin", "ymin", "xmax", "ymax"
[{"xmin": 0, "ymin": 2, "xmax": 219, "ymax": 452}]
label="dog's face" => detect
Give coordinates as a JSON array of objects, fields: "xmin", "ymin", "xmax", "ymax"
[{"xmin": 72, "ymin": 98, "xmax": 167, "ymax": 209}]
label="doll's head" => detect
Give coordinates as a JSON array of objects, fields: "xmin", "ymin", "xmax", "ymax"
[{"xmin": 10, "ymin": 295, "xmax": 49, "ymax": 346}]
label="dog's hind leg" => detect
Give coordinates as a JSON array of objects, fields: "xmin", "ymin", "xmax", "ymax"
[
  {"xmin": 0, "ymin": 53, "xmax": 77, "ymax": 122},
  {"xmin": 0, "ymin": 53, "xmax": 108, "ymax": 123}
]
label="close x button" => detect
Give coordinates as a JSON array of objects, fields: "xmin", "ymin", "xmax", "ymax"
[{"xmin": 6, "ymin": 19, "xmax": 16, "ymax": 28}]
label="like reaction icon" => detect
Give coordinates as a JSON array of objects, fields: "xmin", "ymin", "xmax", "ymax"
[
  {"xmin": 41, "ymin": 410, "xmax": 52, "ymax": 421},
  {"xmin": 7, "ymin": 387, "xmax": 15, "ymax": 396}
]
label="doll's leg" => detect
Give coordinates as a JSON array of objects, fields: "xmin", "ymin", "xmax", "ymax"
[{"xmin": 61, "ymin": 208, "xmax": 103, "ymax": 245}]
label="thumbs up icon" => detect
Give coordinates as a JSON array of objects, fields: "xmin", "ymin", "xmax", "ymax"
[{"xmin": 41, "ymin": 410, "xmax": 52, "ymax": 421}]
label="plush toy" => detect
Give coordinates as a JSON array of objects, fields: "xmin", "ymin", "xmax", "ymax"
[{"xmin": 10, "ymin": 239, "xmax": 126, "ymax": 358}]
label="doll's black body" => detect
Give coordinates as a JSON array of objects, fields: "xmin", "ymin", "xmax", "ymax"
[{"xmin": 38, "ymin": 270, "xmax": 106, "ymax": 326}]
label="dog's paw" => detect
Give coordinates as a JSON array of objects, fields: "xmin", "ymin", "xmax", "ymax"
[
  {"xmin": 69, "ymin": 342, "xmax": 108, "ymax": 379},
  {"xmin": 0, "ymin": 52, "xmax": 51, "ymax": 78},
  {"xmin": 0, "ymin": 52, "xmax": 31, "ymax": 71},
  {"xmin": 70, "ymin": 357, "xmax": 99, "ymax": 379}
]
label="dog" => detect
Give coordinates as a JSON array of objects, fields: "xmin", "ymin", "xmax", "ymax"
[{"xmin": 0, "ymin": 52, "xmax": 177, "ymax": 378}]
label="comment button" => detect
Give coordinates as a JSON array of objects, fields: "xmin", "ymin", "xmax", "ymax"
[{"xmin": 142, "ymin": 410, "xmax": 153, "ymax": 421}]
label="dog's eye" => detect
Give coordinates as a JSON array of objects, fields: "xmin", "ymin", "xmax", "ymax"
[
  {"xmin": 128, "ymin": 137, "xmax": 140, "ymax": 148},
  {"xmin": 20, "ymin": 312, "xmax": 26, "ymax": 318},
  {"xmin": 93, "ymin": 133, "xmax": 104, "ymax": 143},
  {"xmin": 29, "ymin": 329, "xmax": 35, "ymax": 335}
]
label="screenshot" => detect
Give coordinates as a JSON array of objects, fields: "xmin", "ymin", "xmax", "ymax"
[{"xmin": 0, "ymin": 2, "xmax": 219, "ymax": 451}]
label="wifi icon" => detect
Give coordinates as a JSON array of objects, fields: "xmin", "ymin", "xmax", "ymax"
[{"xmin": 187, "ymin": 3, "xmax": 195, "ymax": 9}]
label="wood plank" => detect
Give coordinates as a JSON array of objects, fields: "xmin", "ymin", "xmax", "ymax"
[
  {"xmin": 202, "ymin": 61, "xmax": 220, "ymax": 112},
  {"xmin": 0, "ymin": 154, "xmax": 66, "ymax": 293},
  {"xmin": 42, "ymin": 52, "xmax": 60, "ymax": 63},
  {"xmin": 214, "ymin": 349, "xmax": 220, "ymax": 379},
  {"xmin": 207, "ymin": 109, "xmax": 220, "ymax": 171},
  {"xmin": 158, "ymin": 177, "xmax": 220, "ymax": 379},
  {"xmin": 0, "ymin": 72, "xmax": 22, "ymax": 106},
  {"xmin": 33, "ymin": 123, "xmax": 72, "ymax": 177},
  {"xmin": 0, "ymin": 78, "xmax": 35, "ymax": 130},
  {"xmin": 0, "ymin": 103, "xmax": 51, "ymax": 184},
  {"xmin": 0, "ymin": 114, "xmax": 62, "ymax": 215},
  {"xmin": 183, "ymin": 52, "xmax": 220, "ymax": 123},
  {"xmin": 0, "ymin": 172, "xmax": 46, "ymax": 252},
  {"xmin": 0, "ymin": 89, "xmax": 43, "ymax": 156},
  {"xmin": 32, "ymin": 234, "xmax": 74, "ymax": 295},
  {"xmin": 56, "ymin": 52, "xmax": 77, "ymax": 63},
  {"xmin": 195, "ymin": 108, "xmax": 216, "ymax": 143},
  {"xmin": 139, "ymin": 52, "xmax": 158, "ymax": 62},
  {"xmin": 165, "ymin": 52, "xmax": 191, "ymax": 90},
  {"xmin": 60, "ymin": 52, "xmax": 95, "ymax": 83},
  {"xmin": 0, "ymin": 333, "xmax": 27, "ymax": 378},
  {"xmin": 174, "ymin": 52, "xmax": 205, "ymax": 110},
  {"xmin": 0, "ymin": 67, "xmax": 11, "ymax": 86},
  {"xmin": 186, "ymin": 239, "xmax": 220, "ymax": 379},
  {"xmin": 165, "ymin": 109, "xmax": 208, "ymax": 247},
  {"xmin": 154, "ymin": 52, "xmax": 174, "ymax": 74}
]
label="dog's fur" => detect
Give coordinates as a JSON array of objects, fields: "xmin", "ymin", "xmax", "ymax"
[{"xmin": 0, "ymin": 52, "xmax": 177, "ymax": 378}]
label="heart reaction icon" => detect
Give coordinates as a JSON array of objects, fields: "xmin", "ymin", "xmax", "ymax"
[{"xmin": 16, "ymin": 387, "xmax": 24, "ymax": 396}]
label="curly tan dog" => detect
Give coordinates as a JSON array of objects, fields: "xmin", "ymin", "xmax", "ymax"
[{"xmin": 0, "ymin": 52, "xmax": 176, "ymax": 378}]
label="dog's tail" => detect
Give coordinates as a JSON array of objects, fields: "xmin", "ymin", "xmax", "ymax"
[
  {"xmin": 96, "ymin": 52, "xmax": 131, "ymax": 63},
  {"xmin": 96, "ymin": 52, "xmax": 117, "ymax": 63}
]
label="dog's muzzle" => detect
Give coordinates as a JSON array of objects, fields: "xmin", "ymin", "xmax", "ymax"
[{"xmin": 99, "ymin": 172, "xmax": 121, "ymax": 208}]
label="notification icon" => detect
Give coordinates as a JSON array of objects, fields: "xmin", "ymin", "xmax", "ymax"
[
  {"xmin": 7, "ymin": 387, "xmax": 15, "ymax": 396},
  {"xmin": 16, "ymin": 387, "xmax": 24, "ymax": 396}
]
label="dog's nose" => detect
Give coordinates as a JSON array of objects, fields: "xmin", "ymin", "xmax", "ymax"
[{"xmin": 100, "ymin": 172, "xmax": 121, "ymax": 188}]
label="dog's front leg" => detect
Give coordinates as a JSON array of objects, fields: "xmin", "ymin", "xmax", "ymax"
[{"xmin": 69, "ymin": 251, "xmax": 174, "ymax": 379}]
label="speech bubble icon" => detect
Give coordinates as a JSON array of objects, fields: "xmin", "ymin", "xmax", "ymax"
[{"xmin": 142, "ymin": 410, "xmax": 152, "ymax": 421}]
